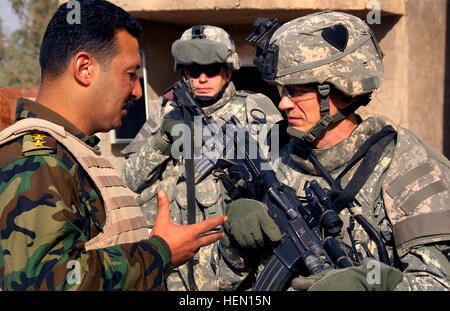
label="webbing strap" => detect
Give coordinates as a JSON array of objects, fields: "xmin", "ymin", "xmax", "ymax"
[
  {"xmin": 399, "ymin": 181, "xmax": 446, "ymax": 215},
  {"xmin": 182, "ymin": 105, "xmax": 199, "ymax": 291},
  {"xmin": 386, "ymin": 162, "xmax": 433, "ymax": 198},
  {"xmin": 104, "ymin": 196, "xmax": 139, "ymax": 210},
  {"xmin": 96, "ymin": 176, "xmax": 127, "ymax": 188},
  {"xmin": 329, "ymin": 125, "xmax": 397, "ymax": 212},
  {"xmin": 103, "ymin": 217, "xmax": 149, "ymax": 238},
  {"xmin": 81, "ymin": 157, "xmax": 114, "ymax": 169},
  {"xmin": 393, "ymin": 210, "xmax": 450, "ymax": 250}
]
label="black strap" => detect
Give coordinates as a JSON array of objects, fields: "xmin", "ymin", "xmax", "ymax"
[
  {"xmin": 182, "ymin": 105, "xmax": 198, "ymax": 291},
  {"xmin": 329, "ymin": 125, "xmax": 397, "ymax": 213},
  {"xmin": 191, "ymin": 25, "xmax": 206, "ymax": 39}
]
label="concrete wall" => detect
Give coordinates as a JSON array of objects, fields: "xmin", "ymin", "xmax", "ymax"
[
  {"xmin": 58, "ymin": 0, "xmax": 450, "ymax": 175},
  {"xmin": 406, "ymin": 0, "xmax": 448, "ymax": 155}
]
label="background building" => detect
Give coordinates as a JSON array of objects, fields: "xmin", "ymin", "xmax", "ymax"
[{"xmin": 59, "ymin": 0, "xmax": 450, "ymax": 174}]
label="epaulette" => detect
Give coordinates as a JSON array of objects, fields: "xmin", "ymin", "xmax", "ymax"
[{"xmin": 21, "ymin": 132, "xmax": 57, "ymax": 156}]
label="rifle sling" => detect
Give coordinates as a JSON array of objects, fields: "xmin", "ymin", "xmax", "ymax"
[
  {"xmin": 330, "ymin": 125, "xmax": 397, "ymax": 213},
  {"xmin": 182, "ymin": 105, "xmax": 198, "ymax": 291}
]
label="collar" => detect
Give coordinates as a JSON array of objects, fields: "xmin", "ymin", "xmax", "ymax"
[
  {"xmin": 15, "ymin": 98, "xmax": 100, "ymax": 148},
  {"xmin": 286, "ymin": 116, "xmax": 387, "ymax": 175}
]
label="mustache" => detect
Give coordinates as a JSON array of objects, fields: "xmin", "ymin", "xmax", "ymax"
[{"xmin": 123, "ymin": 96, "xmax": 137, "ymax": 110}]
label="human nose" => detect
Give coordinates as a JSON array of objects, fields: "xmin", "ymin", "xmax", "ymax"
[
  {"xmin": 278, "ymin": 95, "xmax": 295, "ymax": 111},
  {"xmin": 198, "ymin": 72, "xmax": 208, "ymax": 83},
  {"xmin": 132, "ymin": 78, "xmax": 143, "ymax": 100}
]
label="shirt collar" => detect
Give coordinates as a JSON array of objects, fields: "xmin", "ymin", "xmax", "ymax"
[
  {"xmin": 15, "ymin": 98, "xmax": 100, "ymax": 148},
  {"xmin": 287, "ymin": 116, "xmax": 388, "ymax": 175}
]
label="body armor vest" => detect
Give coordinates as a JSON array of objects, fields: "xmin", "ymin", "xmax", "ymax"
[{"xmin": 0, "ymin": 118, "xmax": 150, "ymax": 251}]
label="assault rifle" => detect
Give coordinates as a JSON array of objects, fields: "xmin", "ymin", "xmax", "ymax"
[
  {"xmin": 170, "ymin": 80, "xmax": 237, "ymax": 183},
  {"xmin": 170, "ymin": 79, "xmax": 352, "ymax": 291}
]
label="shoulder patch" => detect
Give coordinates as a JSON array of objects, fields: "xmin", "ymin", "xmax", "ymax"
[{"xmin": 22, "ymin": 132, "xmax": 57, "ymax": 156}]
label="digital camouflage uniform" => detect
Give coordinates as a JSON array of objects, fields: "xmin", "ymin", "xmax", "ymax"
[
  {"xmin": 219, "ymin": 116, "xmax": 450, "ymax": 290},
  {"xmin": 122, "ymin": 24, "xmax": 282, "ymax": 291},
  {"xmin": 123, "ymin": 82, "xmax": 282, "ymax": 290},
  {"xmin": 0, "ymin": 99, "xmax": 173, "ymax": 291},
  {"xmin": 217, "ymin": 11, "xmax": 450, "ymax": 290}
]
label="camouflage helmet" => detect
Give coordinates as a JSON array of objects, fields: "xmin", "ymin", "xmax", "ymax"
[
  {"xmin": 267, "ymin": 10, "xmax": 384, "ymax": 97},
  {"xmin": 171, "ymin": 25, "xmax": 241, "ymax": 71}
]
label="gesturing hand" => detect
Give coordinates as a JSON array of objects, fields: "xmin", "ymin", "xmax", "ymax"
[{"xmin": 150, "ymin": 190, "xmax": 227, "ymax": 267}]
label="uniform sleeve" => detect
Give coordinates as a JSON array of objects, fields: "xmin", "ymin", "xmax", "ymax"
[
  {"xmin": 122, "ymin": 133, "xmax": 173, "ymax": 193},
  {"xmin": 0, "ymin": 155, "xmax": 172, "ymax": 291},
  {"xmin": 122, "ymin": 101, "xmax": 182, "ymax": 194},
  {"xmin": 394, "ymin": 243, "xmax": 450, "ymax": 290}
]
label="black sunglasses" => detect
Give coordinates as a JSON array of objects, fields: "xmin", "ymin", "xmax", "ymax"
[{"xmin": 184, "ymin": 64, "xmax": 223, "ymax": 78}]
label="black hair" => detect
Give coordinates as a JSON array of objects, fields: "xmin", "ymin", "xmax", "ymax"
[{"xmin": 39, "ymin": 0, "xmax": 142, "ymax": 80}]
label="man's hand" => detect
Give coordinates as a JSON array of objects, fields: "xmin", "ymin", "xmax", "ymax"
[
  {"xmin": 222, "ymin": 198, "xmax": 281, "ymax": 249},
  {"xmin": 150, "ymin": 190, "xmax": 226, "ymax": 267}
]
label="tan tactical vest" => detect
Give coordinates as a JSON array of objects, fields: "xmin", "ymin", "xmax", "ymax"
[{"xmin": 0, "ymin": 118, "xmax": 150, "ymax": 251}]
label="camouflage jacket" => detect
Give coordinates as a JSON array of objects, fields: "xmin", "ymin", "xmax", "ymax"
[
  {"xmin": 218, "ymin": 116, "xmax": 450, "ymax": 290},
  {"xmin": 0, "ymin": 99, "xmax": 172, "ymax": 291},
  {"xmin": 122, "ymin": 82, "xmax": 282, "ymax": 290}
]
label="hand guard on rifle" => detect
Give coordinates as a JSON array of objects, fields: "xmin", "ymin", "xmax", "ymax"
[
  {"xmin": 290, "ymin": 258, "xmax": 404, "ymax": 291},
  {"xmin": 222, "ymin": 199, "xmax": 282, "ymax": 249}
]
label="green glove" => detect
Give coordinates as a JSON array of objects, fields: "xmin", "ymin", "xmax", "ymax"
[
  {"xmin": 160, "ymin": 118, "xmax": 186, "ymax": 144},
  {"xmin": 152, "ymin": 118, "xmax": 186, "ymax": 155},
  {"xmin": 291, "ymin": 259, "xmax": 404, "ymax": 291},
  {"xmin": 222, "ymin": 199, "xmax": 282, "ymax": 249}
]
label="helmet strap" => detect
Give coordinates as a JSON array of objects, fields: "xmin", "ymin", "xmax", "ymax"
[
  {"xmin": 318, "ymin": 84, "xmax": 331, "ymax": 118},
  {"xmin": 287, "ymin": 83, "xmax": 362, "ymax": 145}
]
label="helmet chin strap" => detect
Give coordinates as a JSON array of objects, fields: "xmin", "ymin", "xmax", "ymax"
[{"xmin": 287, "ymin": 83, "xmax": 360, "ymax": 145}]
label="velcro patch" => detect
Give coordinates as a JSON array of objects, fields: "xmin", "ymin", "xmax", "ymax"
[{"xmin": 22, "ymin": 132, "xmax": 57, "ymax": 155}]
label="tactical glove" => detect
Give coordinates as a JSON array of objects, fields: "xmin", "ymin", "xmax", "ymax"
[
  {"xmin": 153, "ymin": 118, "xmax": 186, "ymax": 155},
  {"xmin": 161, "ymin": 118, "xmax": 186, "ymax": 144},
  {"xmin": 291, "ymin": 259, "xmax": 404, "ymax": 291},
  {"xmin": 222, "ymin": 199, "xmax": 282, "ymax": 249}
]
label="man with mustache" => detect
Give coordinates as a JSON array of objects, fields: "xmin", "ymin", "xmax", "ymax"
[{"xmin": 0, "ymin": 0, "xmax": 225, "ymax": 291}]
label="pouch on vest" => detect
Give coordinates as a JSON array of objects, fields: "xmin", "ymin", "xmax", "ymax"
[{"xmin": 174, "ymin": 176, "xmax": 222, "ymax": 222}]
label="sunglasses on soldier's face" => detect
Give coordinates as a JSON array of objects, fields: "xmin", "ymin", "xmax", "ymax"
[{"xmin": 184, "ymin": 64, "xmax": 223, "ymax": 78}]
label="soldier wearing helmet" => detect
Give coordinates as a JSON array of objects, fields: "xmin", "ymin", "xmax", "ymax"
[
  {"xmin": 122, "ymin": 25, "xmax": 282, "ymax": 291},
  {"xmin": 219, "ymin": 11, "xmax": 450, "ymax": 290}
]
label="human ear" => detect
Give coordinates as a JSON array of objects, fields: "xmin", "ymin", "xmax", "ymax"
[
  {"xmin": 226, "ymin": 67, "xmax": 233, "ymax": 82},
  {"xmin": 72, "ymin": 52, "xmax": 96, "ymax": 87},
  {"xmin": 330, "ymin": 89, "xmax": 354, "ymax": 110}
]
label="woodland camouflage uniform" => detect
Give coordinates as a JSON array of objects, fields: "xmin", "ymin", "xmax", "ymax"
[{"xmin": 0, "ymin": 99, "xmax": 172, "ymax": 290}]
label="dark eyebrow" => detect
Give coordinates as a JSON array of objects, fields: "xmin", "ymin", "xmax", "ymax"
[{"xmin": 126, "ymin": 64, "xmax": 141, "ymax": 71}]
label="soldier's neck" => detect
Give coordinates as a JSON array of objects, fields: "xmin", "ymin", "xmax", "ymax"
[{"xmin": 313, "ymin": 115, "xmax": 358, "ymax": 149}]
